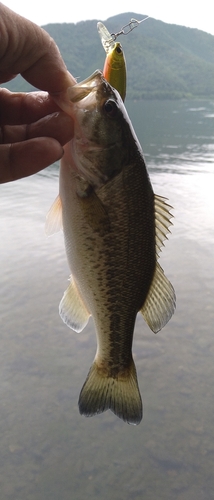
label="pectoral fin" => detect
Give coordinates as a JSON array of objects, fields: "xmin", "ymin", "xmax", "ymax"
[
  {"xmin": 45, "ymin": 194, "xmax": 62, "ymax": 235},
  {"xmin": 59, "ymin": 277, "xmax": 90, "ymax": 332},
  {"xmin": 78, "ymin": 188, "xmax": 109, "ymax": 232},
  {"xmin": 140, "ymin": 262, "xmax": 176, "ymax": 333}
]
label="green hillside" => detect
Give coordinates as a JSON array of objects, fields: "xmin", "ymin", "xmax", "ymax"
[{"xmin": 1, "ymin": 12, "xmax": 214, "ymax": 99}]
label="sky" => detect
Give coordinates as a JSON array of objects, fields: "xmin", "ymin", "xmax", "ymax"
[{"xmin": 2, "ymin": 0, "xmax": 214, "ymax": 36}]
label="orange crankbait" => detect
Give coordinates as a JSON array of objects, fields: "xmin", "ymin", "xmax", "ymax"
[
  {"xmin": 97, "ymin": 18, "xmax": 149, "ymax": 102},
  {"xmin": 103, "ymin": 41, "xmax": 126, "ymax": 102},
  {"xmin": 97, "ymin": 22, "xmax": 126, "ymax": 101}
]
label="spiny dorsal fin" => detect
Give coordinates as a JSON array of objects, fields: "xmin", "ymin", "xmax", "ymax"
[
  {"xmin": 45, "ymin": 194, "xmax": 62, "ymax": 235},
  {"xmin": 155, "ymin": 194, "xmax": 173, "ymax": 258},
  {"xmin": 140, "ymin": 262, "xmax": 176, "ymax": 333},
  {"xmin": 59, "ymin": 277, "xmax": 90, "ymax": 332}
]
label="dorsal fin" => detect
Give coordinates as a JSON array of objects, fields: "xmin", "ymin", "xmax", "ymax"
[
  {"xmin": 45, "ymin": 194, "xmax": 63, "ymax": 235},
  {"xmin": 140, "ymin": 195, "xmax": 175, "ymax": 332},
  {"xmin": 154, "ymin": 194, "xmax": 173, "ymax": 258}
]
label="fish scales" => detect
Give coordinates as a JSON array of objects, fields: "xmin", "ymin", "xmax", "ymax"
[
  {"xmin": 60, "ymin": 158, "xmax": 155, "ymax": 367},
  {"xmin": 47, "ymin": 70, "xmax": 176, "ymax": 424}
]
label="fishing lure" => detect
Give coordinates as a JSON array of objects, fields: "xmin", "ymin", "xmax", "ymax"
[
  {"xmin": 97, "ymin": 17, "xmax": 149, "ymax": 102},
  {"xmin": 97, "ymin": 22, "xmax": 127, "ymax": 101}
]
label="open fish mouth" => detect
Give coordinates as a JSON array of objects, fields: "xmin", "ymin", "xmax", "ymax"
[
  {"xmin": 67, "ymin": 70, "xmax": 104, "ymax": 103},
  {"xmin": 50, "ymin": 70, "xmax": 105, "ymax": 113}
]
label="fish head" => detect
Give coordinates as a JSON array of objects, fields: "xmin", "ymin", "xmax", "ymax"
[{"xmin": 53, "ymin": 70, "xmax": 138, "ymax": 188}]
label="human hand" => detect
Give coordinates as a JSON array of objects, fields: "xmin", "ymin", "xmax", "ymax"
[{"xmin": 0, "ymin": 3, "xmax": 76, "ymax": 183}]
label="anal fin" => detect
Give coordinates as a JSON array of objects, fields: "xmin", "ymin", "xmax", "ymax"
[
  {"xmin": 140, "ymin": 262, "xmax": 176, "ymax": 333},
  {"xmin": 59, "ymin": 277, "xmax": 90, "ymax": 332}
]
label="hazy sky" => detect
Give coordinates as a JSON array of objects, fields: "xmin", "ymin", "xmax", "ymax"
[{"xmin": 2, "ymin": 0, "xmax": 214, "ymax": 35}]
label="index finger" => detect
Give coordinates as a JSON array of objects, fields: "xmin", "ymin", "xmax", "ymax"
[{"xmin": 0, "ymin": 3, "xmax": 76, "ymax": 92}]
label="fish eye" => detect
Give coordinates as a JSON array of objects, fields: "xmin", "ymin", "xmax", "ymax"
[
  {"xmin": 103, "ymin": 100, "xmax": 118, "ymax": 117},
  {"xmin": 116, "ymin": 45, "xmax": 122, "ymax": 54}
]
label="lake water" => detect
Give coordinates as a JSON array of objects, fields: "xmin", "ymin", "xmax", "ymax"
[{"xmin": 0, "ymin": 99, "xmax": 214, "ymax": 500}]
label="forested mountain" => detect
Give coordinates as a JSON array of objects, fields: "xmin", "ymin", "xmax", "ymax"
[{"xmin": 2, "ymin": 12, "xmax": 214, "ymax": 99}]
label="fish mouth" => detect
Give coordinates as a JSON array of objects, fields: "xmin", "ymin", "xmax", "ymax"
[
  {"xmin": 67, "ymin": 70, "xmax": 105, "ymax": 103},
  {"xmin": 50, "ymin": 70, "xmax": 105, "ymax": 114}
]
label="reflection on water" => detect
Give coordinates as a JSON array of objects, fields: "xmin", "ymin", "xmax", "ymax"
[
  {"xmin": 0, "ymin": 100, "xmax": 214, "ymax": 500},
  {"xmin": 126, "ymin": 99, "xmax": 214, "ymax": 173}
]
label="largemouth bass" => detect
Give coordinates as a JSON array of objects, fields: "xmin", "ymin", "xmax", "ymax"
[{"xmin": 47, "ymin": 71, "xmax": 176, "ymax": 425}]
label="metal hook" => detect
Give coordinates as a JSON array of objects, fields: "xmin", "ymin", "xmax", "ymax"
[
  {"xmin": 97, "ymin": 16, "xmax": 149, "ymax": 54},
  {"xmin": 111, "ymin": 16, "xmax": 149, "ymax": 40}
]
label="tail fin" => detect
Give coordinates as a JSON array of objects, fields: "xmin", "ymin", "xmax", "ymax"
[{"xmin": 78, "ymin": 359, "xmax": 142, "ymax": 425}]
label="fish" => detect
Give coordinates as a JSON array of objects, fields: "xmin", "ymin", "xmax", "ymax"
[
  {"xmin": 97, "ymin": 21, "xmax": 126, "ymax": 101},
  {"xmin": 47, "ymin": 70, "xmax": 176, "ymax": 425}
]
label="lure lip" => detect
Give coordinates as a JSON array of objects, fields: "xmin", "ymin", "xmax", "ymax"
[{"xmin": 97, "ymin": 21, "xmax": 116, "ymax": 53}]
